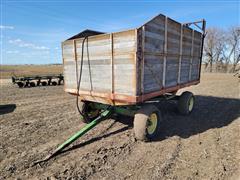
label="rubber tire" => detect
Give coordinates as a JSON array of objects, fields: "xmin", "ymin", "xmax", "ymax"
[
  {"xmin": 178, "ymin": 91, "xmax": 195, "ymax": 115},
  {"xmin": 52, "ymin": 81, "xmax": 57, "ymax": 86},
  {"xmin": 80, "ymin": 101, "xmax": 100, "ymax": 124},
  {"xmin": 17, "ymin": 82, "xmax": 24, "ymax": 88},
  {"xmin": 41, "ymin": 81, "xmax": 47, "ymax": 86},
  {"xmin": 134, "ymin": 104, "xmax": 162, "ymax": 141},
  {"xmin": 30, "ymin": 82, "xmax": 36, "ymax": 87}
]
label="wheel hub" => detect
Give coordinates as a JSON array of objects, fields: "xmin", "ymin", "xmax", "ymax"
[
  {"xmin": 188, "ymin": 97, "xmax": 194, "ymax": 112},
  {"xmin": 147, "ymin": 113, "xmax": 158, "ymax": 135}
]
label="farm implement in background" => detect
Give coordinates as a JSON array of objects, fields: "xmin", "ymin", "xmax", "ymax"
[{"xmin": 11, "ymin": 74, "xmax": 64, "ymax": 88}]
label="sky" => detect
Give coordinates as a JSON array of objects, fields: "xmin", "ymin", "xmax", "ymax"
[{"xmin": 0, "ymin": 0, "xmax": 239, "ymax": 65}]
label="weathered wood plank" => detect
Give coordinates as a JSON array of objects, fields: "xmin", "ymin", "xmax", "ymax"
[{"xmin": 63, "ymin": 29, "xmax": 136, "ymax": 96}]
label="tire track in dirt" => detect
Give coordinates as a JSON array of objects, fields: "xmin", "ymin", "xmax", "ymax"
[
  {"xmin": 89, "ymin": 135, "xmax": 183, "ymax": 180},
  {"xmin": 153, "ymin": 138, "xmax": 182, "ymax": 179}
]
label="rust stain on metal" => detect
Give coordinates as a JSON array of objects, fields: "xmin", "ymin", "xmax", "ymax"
[{"xmin": 66, "ymin": 80, "xmax": 199, "ymax": 105}]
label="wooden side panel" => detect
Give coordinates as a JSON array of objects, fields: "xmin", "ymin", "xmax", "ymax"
[
  {"xmin": 75, "ymin": 34, "xmax": 112, "ymax": 92},
  {"xmin": 165, "ymin": 55, "xmax": 179, "ymax": 87},
  {"xmin": 191, "ymin": 56, "xmax": 200, "ymax": 80},
  {"xmin": 113, "ymin": 30, "xmax": 136, "ymax": 95},
  {"xmin": 165, "ymin": 18, "xmax": 181, "ymax": 87},
  {"xmin": 63, "ymin": 29, "xmax": 137, "ymax": 101},
  {"xmin": 182, "ymin": 26, "xmax": 192, "ymax": 56},
  {"xmin": 143, "ymin": 54, "xmax": 164, "ymax": 93},
  {"xmin": 167, "ymin": 18, "xmax": 181, "ymax": 55},
  {"xmin": 191, "ymin": 31, "xmax": 202, "ymax": 80},
  {"xmin": 62, "ymin": 41, "xmax": 77, "ymax": 90},
  {"xmin": 142, "ymin": 15, "xmax": 165, "ymax": 93},
  {"xmin": 180, "ymin": 56, "xmax": 190, "ymax": 83},
  {"xmin": 144, "ymin": 15, "xmax": 165, "ymax": 54},
  {"xmin": 141, "ymin": 15, "xmax": 203, "ymax": 93}
]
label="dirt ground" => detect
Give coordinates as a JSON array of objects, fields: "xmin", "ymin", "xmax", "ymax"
[{"xmin": 0, "ymin": 73, "xmax": 239, "ymax": 180}]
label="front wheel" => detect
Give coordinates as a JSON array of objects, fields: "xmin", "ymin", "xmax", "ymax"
[
  {"xmin": 178, "ymin": 91, "xmax": 195, "ymax": 115},
  {"xmin": 79, "ymin": 101, "xmax": 100, "ymax": 123},
  {"xmin": 134, "ymin": 105, "xmax": 162, "ymax": 141}
]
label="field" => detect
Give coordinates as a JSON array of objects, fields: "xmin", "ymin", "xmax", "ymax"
[
  {"xmin": 0, "ymin": 65, "xmax": 63, "ymax": 79},
  {"xmin": 0, "ymin": 71, "xmax": 240, "ymax": 179}
]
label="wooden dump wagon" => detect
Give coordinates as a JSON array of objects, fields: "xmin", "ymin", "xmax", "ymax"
[
  {"xmin": 34, "ymin": 14, "xmax": 206, "ymax": 164},
  {"xmin": 61, "ymin": 14, "xmax": 206, "ymax": 141}
]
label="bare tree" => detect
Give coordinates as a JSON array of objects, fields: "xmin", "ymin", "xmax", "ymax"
[
  {"xmin": 223, "ymin": 27, "xmax": 240, "ymax": 72},
  {"xmin": 203, "ymin": 28, "xmax": 226, "ymax": 72},
  {"xmin": 203, "ymin": 26, "xmax": 240, "ymax": 73}
]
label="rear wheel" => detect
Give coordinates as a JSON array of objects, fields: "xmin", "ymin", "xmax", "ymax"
[
  {"xmin": 178, "ymin": 91, "xmax": 195, "ymax": 115},
  {"xmin": 80, "ymin": 101, "xmax": 100, "ymax": 123},
  {"xmin": 134, "ymin": 105, "xmax": 162, "ymax": 141}
]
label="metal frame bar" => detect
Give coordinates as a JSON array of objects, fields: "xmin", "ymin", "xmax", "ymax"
[
  {"xmin": 141, "ymin": 26, "xmax": 145, "ymax": 94},
  {"xmin": 189, "ymin": 30, "xmax": 195, "ymax": 81},
  {"xmin": 66, "ymin": 80, "xmax": 200, "ymax": 105},
  {"xmin": 162, "ymin": 16, "xmax": 168, "ymax": 87},
  {"xmin": 183, "ymin": 19, "xmax": 206, "ymax": 33},
  {"xmin": 178, "ymin": 24, "xmax": 183, "ymax": 84},
  {"xmin": 110, "ymin": 33, "xmax": 114, "ymax": 94},
  {"xmin": 67, "ymin": 79, "xmax": 199, "ymax": 105},
  {"xmin": 198, "ymin": 20, "xmax": 206, "ymax": 80}
]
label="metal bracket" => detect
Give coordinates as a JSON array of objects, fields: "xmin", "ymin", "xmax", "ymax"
[{"xmin": 183, "ymin": 19, "xmax": 206, "ymax": 34}]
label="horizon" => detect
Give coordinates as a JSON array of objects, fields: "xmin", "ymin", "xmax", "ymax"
[{"xmin": 1, "ymin": 0, "xmax": 239, "ymax": 65}]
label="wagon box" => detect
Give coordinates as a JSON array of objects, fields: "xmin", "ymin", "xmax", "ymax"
[
  {"xmin": 61, "ymin": 13, "xmax": 206, "ymax": 141},
  {"xmin": 62, "ymin": 14, "xmax": 205, "ymax": 106}
]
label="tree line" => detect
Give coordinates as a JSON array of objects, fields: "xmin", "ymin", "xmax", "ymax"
[{"xmin": 203, "ymin": 26, "xmax": 240, "ymax": 73}]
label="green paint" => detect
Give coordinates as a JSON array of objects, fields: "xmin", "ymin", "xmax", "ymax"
[
  {"xmin": 54, "ymin": 104, "xmax": 141, "ymax": 153},
  {"xmin": 35, "ymin": 103, "xmax": 141, "ymax": 164},
  {"xmin": 94, "ymin": 102, "xmax": 139, "ymax": 117},
  {"xmin": 113, "ymin": 106, "xmax": 138, "ymax": 117},
  {"xmin": 56, "ymin": 109, "xmax": 112, "ymax": 151}
]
